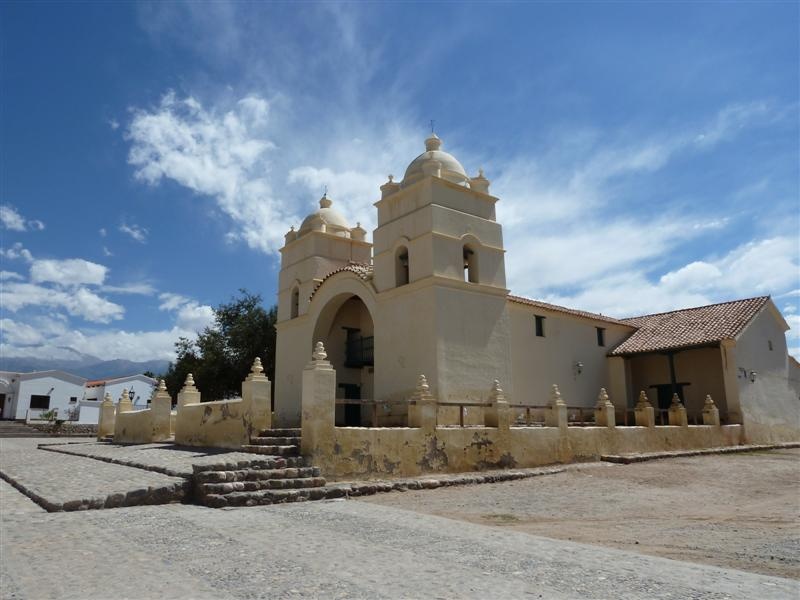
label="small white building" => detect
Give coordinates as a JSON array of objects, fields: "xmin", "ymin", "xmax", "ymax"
[{"xmin": 0, "ymin": 371, "xmax": 157, "ymax": 424}]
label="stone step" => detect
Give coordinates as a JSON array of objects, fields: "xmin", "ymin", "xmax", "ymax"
[
  {"xmin": 250, "ymin": 436, "xmax": 301, "ymax": 446},
  {"xmin": 194, "ymin": 466, "xmax": 320, "ymax": 484},
  {"xmin": 203, "ymin": 487, "xmax": 329, "ymax": 507},
  {"xmin": 258, "ymin": 428, "xmax": 301, "ymax": 437},
  {"xmin": 191, "ymin": 456, "xmax": 307, "ymax": 476},
  {"xmin": 200, "ymin": 476, "xmax": 327, "ymax": 496},
  {"xmin": 240, "ymin": 444, "xmax": 299, "ymax": 456}
]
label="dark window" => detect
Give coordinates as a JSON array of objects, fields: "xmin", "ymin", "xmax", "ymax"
[
  {"xmin": 463, "ymin": 245, "xmax": 478, "ymax": 283},
  {"xmin": 290, "ymin": 287, "xmax": 300, "ymax": 319},
  {"xmin": 596, "ymin": 327, "xmax": 606, "ymax": 347},
  {"xmin": 344, "ymin": 328, "xmax": 374, "ymax": 368},
  {"xmin": 30, "ymin": 395, "xmax": 50, "ymax": 409},
  {"xmin": 396, "ymin": 246, "xmax": 409, "ymax": 287},
  {"xmin": 535, "ymin": 315, "xmax": 545, "ymax": 337},
  {"xmin": 69, "ymin": 397, "xmax": 77, "ymax": 403}
]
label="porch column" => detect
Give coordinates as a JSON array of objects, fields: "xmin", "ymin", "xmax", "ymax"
[{"xmin": 720, "ymin": 340, "xmax": 742, "ymax": 424}]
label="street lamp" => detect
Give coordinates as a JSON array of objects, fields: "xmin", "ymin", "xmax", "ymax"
[{"xmin": 128, "ymin": 388, "xmax": 135, "ymax": 402}]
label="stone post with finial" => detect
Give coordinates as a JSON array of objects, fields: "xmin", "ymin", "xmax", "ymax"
[
  {"xmin": 301, "ymin": 342, "xmax": 336, "ymax": 457},
  {"xmin": 634, "ymin": 390, "xmax": 655, "ymax": 428},
  {"xmin": 116, "ymin": 388, "xmax": 133, "ymax": 415},
  {"xmin": 97, "ymin": 392, "xmax": 116, "ymax": 440},
  {"xmin": 702, "ymin": 394, "xmax": 721, "ymax": 426},
  {"xmin": 151, "ymin": 379, "xmax": 173, "ymax": 441},
  {"xmin": 668, "ymin": 393, "xmax": 688, "ymax": 427},
  {"xmin": 484, "ymin": 379, "xmax": 510, "ymax": 430},
  {"xmin": 177, "ymin": 373, "xmax": 201, "ymax": 408},
  {"xmin": 242, "ymin": 356, "xmax": 271, "ymax": 436},
  {"xmin": 594, "ymin": 388, "xmax": 616, "ymax": 428},
  {"xmin": 408, "ymin": 374, "xmax": 438, "ymax": 433},
  {"xmin": 546, "ymin": 384, "xmax": 568, "ymax": 429}
]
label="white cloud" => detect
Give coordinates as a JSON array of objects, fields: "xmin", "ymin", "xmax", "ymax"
[
  {"xmin": 0, "ymin": 205, "xmax": 45, "ymax": 232},
  {"xmin": 1, "ymin": 282, "xmax": 124, "ymax": 323},
  {"xmin": 30, "ymin": 258, "xmax": 108, "ymax": 287},
  {"xmin": 0, "ymin": 205, "xmax": 27, "ymax": 231},
  {"xmin": 127, "ymin": 92, "xmax": 292, "ymax": 253},
  {"xmin": 158, "ymin": 292, "xmax": 215, "ymax": 331},
  {"xmin": 100, "ymin": 282, "xmax": 156, "ymax": 295},
  {"xmin": 0, "ymin": 270, "xmax": 23, "ymax": 281},
  {"xmin": 102, "ymin": 246, "xmax": 113, "ymax": 257},
  {"xmin": 119, "ymin": 222, "xmax": 148, "ymax": 243},
  {"xmin": 0, "ymin": 242, "xmax": 33, "ymax": 263},
  {"xmin": 99, "ymin": 227, "xmax": 107, "ymax": 237}
]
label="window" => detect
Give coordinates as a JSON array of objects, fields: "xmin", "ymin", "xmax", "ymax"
[
  {"xmin": 535, "ymin": 315, "xmax": 545, "ymax": 337},
  {"xmin": 596, "ymin": 327, "xmax": 606, "ymax": 347},
  {"xmin": 463, "ymin": 245, "xmax": 478, "ymax": 283},
  {"xmin": 69, "ymin": 396, "xmax": 77, "ymax": 403},
  {"xmin": 290, "ymin": 287, "xmax": 300, "ymax": 319},
  {"xmin": 395, "ymin": 246, "xmax": 409, "ymax": 286},
  {"xmin": 30, "ymin": 395, "xmax": 50, "ymax": 409}
]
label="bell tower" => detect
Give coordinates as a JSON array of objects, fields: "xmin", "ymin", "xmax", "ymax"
[{"xmin": 370, "ymin": 134, "xmax": 513, "ymax": 404}]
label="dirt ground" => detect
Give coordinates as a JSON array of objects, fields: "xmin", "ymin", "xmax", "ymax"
[{"xmin": 359, "ymin": 448, "xmax": 800, "ymax": 579}]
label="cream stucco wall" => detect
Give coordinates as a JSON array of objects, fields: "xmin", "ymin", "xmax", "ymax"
[
  {"xmin": 509, "ymin": 303, "xmax": 633, "ymax": 408},
  {"xmin": 734, "ymin": 304, "xmax": 800, "ymax": 442}
]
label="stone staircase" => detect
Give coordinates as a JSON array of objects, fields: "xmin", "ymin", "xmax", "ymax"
[{"xmin": 194, "ymin": 428, "xmax": 328, "ymax": 507}]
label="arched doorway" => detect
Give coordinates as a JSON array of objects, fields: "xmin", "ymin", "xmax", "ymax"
[{"xmin": 312, "ymin": 294, "xmax": 375, "ymax": 426}]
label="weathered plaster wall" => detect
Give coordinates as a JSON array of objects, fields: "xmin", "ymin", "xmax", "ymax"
[
  {"xmin": 174, "ymin": 367, "xmax": 270, "ymax": 448},
  {"xmin": 735, "ymin": 306, "xmax": 800, "ymax": 443},
  {"xmin": 308, "ymin": 424, "xmax": 744, "ymax": 480}
]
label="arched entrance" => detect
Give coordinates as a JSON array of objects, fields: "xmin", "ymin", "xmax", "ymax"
[{"xmin": 312, "ymin": 294, "xmax": 375, "ymax": 426}]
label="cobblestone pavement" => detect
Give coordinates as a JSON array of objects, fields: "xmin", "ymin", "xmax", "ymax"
[
  {"xmin": 1, "ymin": 481, "xmax": 796, "ymax": 600},
  {"xmin": 40, "ymin": 440, "xmax": 273, "ymax": 477},
  {"xmin": 0, "ymin": 438, "xmax": 187, "ymax": 511}
]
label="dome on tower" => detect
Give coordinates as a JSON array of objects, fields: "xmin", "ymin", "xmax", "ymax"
[
  {"xmin": 402, "ymin": 134, "xmax": 470, "ymax": 187},
  {"xmin": 298, "ymin": 194, "xmax": 351, "ymax": 237}
]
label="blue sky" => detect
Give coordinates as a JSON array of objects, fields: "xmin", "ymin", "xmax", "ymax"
[{"xmin": 1, "ymin": 1, "xmax": 798, "ymax": 362}]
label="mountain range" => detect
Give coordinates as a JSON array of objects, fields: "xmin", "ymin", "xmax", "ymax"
[{"xmin": 0, "ymin": 353, "xmax": 171, "ymax": 380}]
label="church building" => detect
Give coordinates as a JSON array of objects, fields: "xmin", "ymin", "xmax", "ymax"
[{"xmin": 274, "ymin": 134, "xmax": 799, "ymax": 436}]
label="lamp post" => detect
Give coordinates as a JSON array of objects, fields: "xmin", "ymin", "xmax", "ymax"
[{"xmin": 128, "ymin": 388, "xmax": 135, "ymax": 404}]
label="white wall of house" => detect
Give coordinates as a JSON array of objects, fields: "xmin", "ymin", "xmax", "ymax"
[
  {"xmin": 13, "ymin": 372, "xmax": 87, "ymax": 420},
  {"xmin": 103, "ymin": 376, "xmax": 156, "ymax": 408}
]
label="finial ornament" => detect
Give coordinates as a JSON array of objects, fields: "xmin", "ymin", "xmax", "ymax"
[
  {"xmin": 387, "ymin": 174, "xmax": 394, "ymax": 182},
  {"xmin": 313, "ymin": 341, "xmax": 327, "ymax": 361},
  {"xmin": 704, "ymin": 394, "xmax": 716, "ymax": 407},
  {"xmin": 251, "ymin": 357, "xmax": 264, "ymax": 374},
  {"xmin": 597, "ymin": 387, "xmax": 611, "ymax": 407},
  {"xmin": 430, "ymin": 119, "xmax": 435, "ymax": 134},
  {"xmin": 478, "ymin": 168, "xmax": 485, "ymax": 178},
  {"xmin": 550, "ymin": 384, "xmax": 565, "ymax": 406},
  {"xmin": 103, "ymin": 392, "xmax": 113, "ymax": 403},
  {"xmin": 637, "ymin": 390, "xmax": 650, "ymax": 407},
  {"xmin": 417, "ymin": 374, "xmax": 429, "ymax": 393},
  {"xmin": 671, "ymin": 393, "xmax": 682, "ymax": 407},
  {"xmin": 490, "ymin": 379, "xmax": 505, "ymax": 402},
  {"xmin": 184, "ymin": 373, "xmax": 196, "ymax": 390},
  {"xmin": 120, "ymin": 388, "xmax": 129, "ymax": 402},
  {"xmin": 157, "ymin": 379, "xmax": 167, "ymax": 392}
]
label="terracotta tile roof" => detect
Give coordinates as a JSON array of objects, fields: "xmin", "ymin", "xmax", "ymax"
[
  {"xmin": 311, "ymin": 263, "xmax": 374, "ymax": 299},
  {"xmin": 609, "ymin": 296, "xmax": 771, "ymax": 356},
  {"xmin": 507, "ymin": 295, "xmax": 631, "ymax": 326}
]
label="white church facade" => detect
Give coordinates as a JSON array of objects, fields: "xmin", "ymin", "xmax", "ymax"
[{"xmin": 274, "ymin": 134, "xmax": 800, "ymax": 438}]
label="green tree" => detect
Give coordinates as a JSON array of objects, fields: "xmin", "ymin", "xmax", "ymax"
[{"xmin": 164, "ymin": 290, "xmax": 277, "ymax": 403}]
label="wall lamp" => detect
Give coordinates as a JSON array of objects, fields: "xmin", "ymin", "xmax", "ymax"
[
  {"xmin": 574, "ymin": 361, "xmax": 584, "ymax": 376},
  {"xmin": 749, "ymin": 371, "xmax": 758, "ymax": 383}
]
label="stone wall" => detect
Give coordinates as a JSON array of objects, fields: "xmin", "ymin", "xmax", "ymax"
[{"xmin": 28, "ymin": 422, "xmax": 98, "ymax": 437}]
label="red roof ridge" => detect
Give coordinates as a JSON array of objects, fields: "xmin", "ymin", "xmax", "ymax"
[{"xmin": 622, "ymin": 295, "xmax": 771, "ymax": 322}]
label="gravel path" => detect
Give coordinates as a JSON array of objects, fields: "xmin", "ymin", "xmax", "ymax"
[
  {"xmin": 0, "ymin": 438, "xmax": 187, "ymax": 511},
  {"xmin": 361, "ymin": 448, "xmax": 800, "ymax": 580},
  {"xmin": 1, "ymin": 483, "xmax": 795, "ymax": 600}
]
